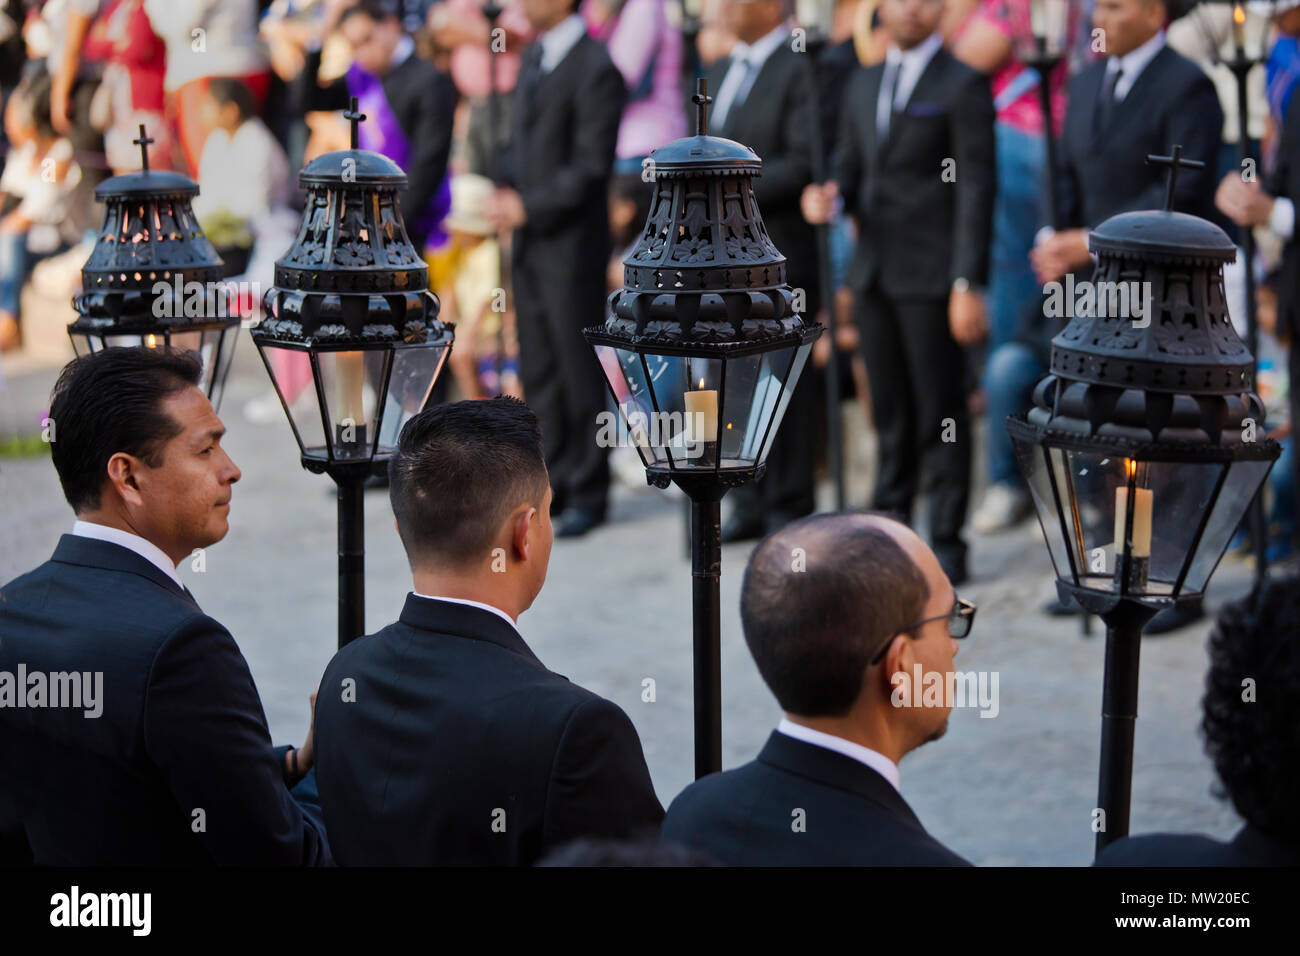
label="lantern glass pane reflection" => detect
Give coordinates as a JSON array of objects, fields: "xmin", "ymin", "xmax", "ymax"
[
  {"xmin": 1181, "ymin": 458, "xmax": 1273, "ymax": 593},
  {"xmin": 316, "ymin": 349, "xmax": 389, "ymax": 460},
  {"xmin": 376, "ymin": 344, "xmax": 448, "ymax": 455},
  {"xmin": 256, "ymin": 342, "xmax": 327, "ymax": 459}
]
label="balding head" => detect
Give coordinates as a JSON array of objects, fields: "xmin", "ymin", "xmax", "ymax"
[{"xmin": 739, "ymin": 512, "xmax": 934, "ymax": 716}]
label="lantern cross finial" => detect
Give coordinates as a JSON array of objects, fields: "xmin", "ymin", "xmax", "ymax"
[
  {"xmin": 133, "ymin": 124, "xmax": 154, "ymax": 173},
  {"xmin": 1146, "ymin": 145, "xmax": 1205, "ymax": 212},
  {"xmin": 344, "ymin": 96, "xmax": 367, "ymax": 150},
  {"xmin": 692, "ymin": 78, "xmax": 712, "ymax": 137}
]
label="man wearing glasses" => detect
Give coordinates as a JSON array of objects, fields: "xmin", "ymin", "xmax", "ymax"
[{"xmin": 661, "ymin": 512, "xmax": 974, "ymax": 865}]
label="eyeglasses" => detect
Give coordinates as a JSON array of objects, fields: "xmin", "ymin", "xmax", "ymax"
[{"xmin": 870, "ymin": 596, "xmax": 977, "ymax": 665}]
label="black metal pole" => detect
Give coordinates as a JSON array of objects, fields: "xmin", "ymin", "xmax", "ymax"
[
  {"xmin": 483, "ymin": 1, "xmax": 507, "ymax": 384},
  {"xmin": 1094, "ymin": 599, "xmax": 1158, "ymax": 857},
  {"xmin": 690, "ymin": 490, "xmax": 723, "ymax": 778},
  {"xmin": 1025, "ymin": 45, "xmax": 1062, "ymax": 232},
  {"xmin": 1228, "ymin": 53, "xmax": 1269, "ymax": 583},
  {"xmin": 337, "ymin": 475, "xmax": 366, "ymax": 648}
]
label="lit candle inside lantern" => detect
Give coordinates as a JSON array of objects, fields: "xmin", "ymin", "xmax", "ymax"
[
  {"xmin": 1030, "ymin": 0, "xmax": 1046, "ymax": 38},
  {"xmin": 1232, "ymin": 3, "xmax": 1246, "ymax": 57},
  {"xmin": 1113, "ymin": 461, "xmax": 1153, "ymax": 558},
  {"xmin": 336, "ymin": 351, "xmax": 366, "ymax": 432},
  {"xmin": 144, "ymin": 334, "xmax": 158, "ymax": 348},
  {"xmin": 684, "ymin": 380, "xmax": 718, "ymax": 444}
]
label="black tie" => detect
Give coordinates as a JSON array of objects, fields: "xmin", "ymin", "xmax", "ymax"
[
  {"xmin": 717, "ymin": 56, "xmax": 762, "ymax": 132},
  {"xmin": 878, "ymin": 59, "xmax": 902, "ymax": 145},
  {"xmin": 516, "ymin": 42, "xmax": 544, "ymax": 120},
  {"xmin": 1095, "ymin": 65, "xmax": 1123, "ymax": 133}
]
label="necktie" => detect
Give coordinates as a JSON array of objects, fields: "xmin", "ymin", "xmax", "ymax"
[
  {"xmin": 1095, "ymin": 65, "xmax": 1124, "ymax": 133},
  {"xmin": 877, "ymin": 58, "xmax": 902, "ymax": 144},
  {"xmin": 717, "ymin": 56, "xmax": 763, "ymax": 131},
  {"xmin": 516, "ymin": 42, "xmax": 544, "ymax": 120}
]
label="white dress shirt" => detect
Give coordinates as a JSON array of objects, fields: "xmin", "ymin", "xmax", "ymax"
[
  {"xmin": 538, "ymin": 12, "xmax": 587, "ymax": 73},
  {"xmin": 70, "ymin": 520, "xmax": 185, "ymax": 591},
  {"xmin": 411, "ymin": 592, "xmax": 522, "ymax": 638},
  {"xmin": 777, "ymin": 718, "xmax": 901, "ymax": 793},
  {"xmin": 878, "ymin": 32, "xmax": 944, "ymax": 139},
  {"xmin": 711, "ymin": 23, "xmax": 790, "ymax": 130},
  {"xmin": 1103, "ymin": 29, "xmax": 1167, "ymax": 102}
]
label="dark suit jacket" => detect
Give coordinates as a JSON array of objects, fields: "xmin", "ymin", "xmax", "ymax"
[
  {"xmin": 0, "ymin": 535, "xmax": 329, "ymax": 865},
  {"xmin": 307, "ymin": 49, "xmax": 457, "ymax": 249},
  {"xmin": 661, "ymin": 731, "xmax": 970, "ymax": 866},
  {"xmin": 1095, "ymin": 825, "xmax": 1300, "ymax": 867},
  {"xmin": 1267, "ymin": 91, "xmax": 1300, "ymax": 340},
  {"xmin": 507, "ymin": 34, "xmax": 626, "ymax": 274},
  {"xmin": 833, "ymin": 47, "xmax": 996, "ymax": 299},
  {"xmin": 707, "ymin": 45, "xmax": 819, "ymax": 293},
  {"xmin": 314, "ymin": 595, "xmax": 663, "ymax": 866},
  {"xmin": 1056, "ymin": 46, "xmax": 1223, "ymax": 231}
]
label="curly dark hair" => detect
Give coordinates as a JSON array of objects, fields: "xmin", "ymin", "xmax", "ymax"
[{"xmin": 1201, "ymin": 574, "xmax": 1300, "ymax": 847}]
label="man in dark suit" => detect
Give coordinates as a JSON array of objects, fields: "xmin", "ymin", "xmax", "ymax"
[
  {"xmin": 313, "ymin": 398, "xmax": 663, "ymax": 865},
  {"xmin": 803, "ymin": 0, "xmax": 996, "ymax": 584},
  {"xmin": 662, "ymin": 512, "xmax": 974, "ymax": 865},
  {"xmin": 0, "ymin": 348, "xmax": 328, "ymax": 865},
  {"xmin": 487, "ymin": 0, "xmax": 627, "ymax": 538},
  {"xmin": 1096, "ymin": 574, "xmax": 1300, "ymax": 866},
  {"xmin": 706, "ymin": 0, "xmax": 821, "ymax": 541},
  {"xmin": 1216, "ymin": 0, "xmax": 1300, "ymax": 558}
]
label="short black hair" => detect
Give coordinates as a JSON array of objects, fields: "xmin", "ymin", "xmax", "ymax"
[
  {"xmin": 388, "ymin": 397, "xmax": 549, "ymax": 567},
  {"xmin": 1202, "ymin": 575, "xmax": 1300, "ymax": 846},
  {"xmin": 339, "ymin": 0, "xmax": 400, "ymax": 26},
  {"xmin": 207, "ymin": 77, "xmax": 256, "ymax": 122},
  {"xmin": 740, "ymin": 513, "xmax": 929, "ymax": 716},
  {"xmin": 48, "ymin": 347, "xmax": 204, "ymax": 513}
]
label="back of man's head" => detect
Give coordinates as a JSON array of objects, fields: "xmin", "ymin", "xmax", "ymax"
[
  {"xmin": 740, "ymin": 512, "xmax": 930, "ymax": 717},
  {"xmin": 49, "ymin": 347, "xmax": 203, "ymax": 514},
  {"xmin": 1202, "ymin": 575, "xmax": 1300, "ymax": 848},
  {"xmin": 388, "ymin": 397, "xmax": 549, "ymax": 570}
]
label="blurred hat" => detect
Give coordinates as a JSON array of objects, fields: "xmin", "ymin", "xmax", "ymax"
[{"xmin": 444, "ymin": 173, "xmax": 496, "ymax": 237}]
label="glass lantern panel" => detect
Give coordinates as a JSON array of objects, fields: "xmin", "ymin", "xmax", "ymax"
[
  {"xmin": 255, "ymin": 341, "xmax": 327, "ymax": 460},
  {"xmin": 1139, "ymin": 460, "xmax": 1230, "ymax": 598},
  {"xmin": 758, "ymin": 341, "xmax": 813, "ymax": 465},
  {"xmin": 1181, "ymin": 459, "xmax": 1273, "ymax": 595},
  {"xmin": 375, "ymin": 343, "xmax": 449, "ymax": 456},
  {"xmin": 69, "ymin": 332, "xmax": 96, "ymax": 357},
  {"xmin": 317, "ymin": 348, "xmax": 390, "ymax": 461},
  {"xmin": 641, "ymin": 353, "xmax": 723, "ymax": 469},
  {"xmin": 168, "ymin": 331, "xmax": 216, "ymax": 396},
  {"xmin": 1053, "ymin": 449, "xmax": 1129, "ymax": 593},
  {"xmin": 1010, "ymin": 434, "xmax": 1073, "ymax": 582},
  {"xmin": 210, "ymin": 327, "xmax": 239, "ymax": 413},
  {"xmin": 718, "ymin": 352, "xmax": 762, "ymax": 464},
  {"xmin": 593, "ymin": 345, "xmax": 657, "ymax": 469}
]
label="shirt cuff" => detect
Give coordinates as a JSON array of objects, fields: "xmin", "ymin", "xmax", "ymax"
[{"xmin": 1269, "ymin": 197, "xmax": 1294, "ymax": 240}]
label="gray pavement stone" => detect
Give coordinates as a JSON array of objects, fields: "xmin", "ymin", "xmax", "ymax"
[{"xmin": 0, "ymin": 337, "xmax": 1258, "ymax": 865}]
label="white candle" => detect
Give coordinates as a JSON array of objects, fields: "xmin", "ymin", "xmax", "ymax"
[
  {"xmin": 1232, "ymin": 3, "xmax": 1246, "ymax": 57},
  {"xmin": 336, "ymin": 351, "xmax": 365, "ymax": 428},
  {"xmin": 1113, "ymin": 486, "xmax": 1153, "ymax": 558},
  {"xmin": 684, "ymin": 385, "xmax": 718, "ymax": 444},
  {"xmin": 1030, "ymin": 0, "xmax": 1046, "ymax": 38}
]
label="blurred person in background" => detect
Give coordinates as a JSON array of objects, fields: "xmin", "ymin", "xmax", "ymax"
[{"xmin": 82, "ymin": 0, "xmax": 170, "ymax": 173}]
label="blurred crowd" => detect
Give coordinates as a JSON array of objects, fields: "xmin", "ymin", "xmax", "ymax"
[{"xmin": 0, "ymin": 0, "xmax": 1296, "ymax": 589}]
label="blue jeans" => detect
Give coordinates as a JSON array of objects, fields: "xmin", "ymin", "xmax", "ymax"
[
  {"xmin": 0, "ymin": 231, "xmax": 29, "ymax": 318},
  {"xmin": 983, "ymin": 341, "xmax": 1046, "ymax": 487},
  {"xmin": 988, "ymin": 123, "xmax": 1045, "ymax": 351},
  {"xmin": 1270, "ymin": 436, "xmax": 1295, "ymax": 560}
]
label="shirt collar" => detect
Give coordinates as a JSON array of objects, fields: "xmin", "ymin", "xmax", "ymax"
[
  {"xmin": 70, "ymin": 519, "xmax": 185, "ymax": 591},
  {"xmin": 391, "ymin": 32, "xmax": 414, "ymax": 70},
  {"xmin": 538, "ymin": 12, "xmax": 586, "ymax": 72},
  {"xmin": 411, "ymin": 592, "xmax": 522, "ymax": 638},
  {"xmin": 1108, "ymin": 28, "xmax": 1165, "ymax": 82},
  {"xmin": 886, "ymin": 31, "xmax": 942, "ymax": 70},
  {"xmin": 776, "ymin": 718, "xmax": 901, "ymax": 793},
  {"xmin": 731, "ymin": 22, "xmax": 790, "ymax": 68}
]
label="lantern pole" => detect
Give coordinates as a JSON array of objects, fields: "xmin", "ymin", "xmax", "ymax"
[
  {"xmin": 689, "ymin": 484, "xmax": 724, "ymax": 778},
  {"xmin": 336, "ymin": 472, "xmax": 367, "ymax": 647},
  {"xmin": 1023, "ymin": 36, "xmax": 1062, "ymax": 232}
]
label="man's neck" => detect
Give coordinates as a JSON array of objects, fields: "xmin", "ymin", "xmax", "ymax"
[
  {"xmin": 410, "ymin": 572, "xmax": 521, "ymax": 623},
  {"xmin": 75, "ymin": 510, "xmax": 183, "ymax": 566},
  {"xmin": 784, "ymin": 709, "xmax": 906, "ymax": 764}
]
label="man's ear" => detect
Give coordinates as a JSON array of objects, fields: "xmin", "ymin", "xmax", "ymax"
[
  {"xmin": 876, "ymin": 633, "xmax": 912, "ymax": 692},
  {"xmin": 105, "ymin": 452, "xmax": 145, "ymax": 509},
  {"xmin": 512, "ymin": 505, "xmax": 536, "ymax": 563}
]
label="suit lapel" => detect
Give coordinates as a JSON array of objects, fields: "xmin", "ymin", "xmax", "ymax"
[
  {"xmin": 525, "ymin": 33, "xmax": 587, "ymax": 130},
  {"xmin": 722, "ymin": 47, "xmax": 787, "ymax": 141},
  {"xmin": 1092, "ymin": 47, "xmax": 1170, "ymax": 146},
  {"xmin": 876, "ymin": 49, "xmax": 945, "ymax": 165},
  {"xmin": 50, "ymin": 534, "xmax": 195, "ymax": 605}
]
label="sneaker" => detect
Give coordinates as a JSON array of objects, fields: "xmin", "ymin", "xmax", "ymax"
[{"xmin": 972, "ymin": 483, "xmax": 1033, "ymax": 534}]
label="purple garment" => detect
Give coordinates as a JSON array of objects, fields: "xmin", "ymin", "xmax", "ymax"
[{"xmin": 345, "ymin": 65, "xmax": 452, "ymax": 249}]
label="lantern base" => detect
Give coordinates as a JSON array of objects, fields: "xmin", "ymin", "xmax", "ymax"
[
  {"xmin": 645, "ymin": 463, "xmax": 766, "ymax": 497},
  {"xmin": 1054, "ymin": 580, "xmax": 1199, "ymax": 620}
]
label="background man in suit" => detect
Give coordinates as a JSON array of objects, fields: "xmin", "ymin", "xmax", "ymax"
[
  {"xmin": 803, "ymin": 0, "xmax": 996, "ymax": 585},
  {"xmin": 0, "ymin": 348, "xmax": 328, "ymax": 865},
  {"xmin": 314, "ymin": 398, "xmax": 663, "ymax": 865},
  {"xmin": 1096, "ymin": 574, "xmax": 1300, "ymax": 866},
  {"xmin": 661, "ymin": 512, "xmax": 974, "ymax": 865},
  {"xmin": 1007, "ymin": 0, "xmax": 1221, "ymax": 627},
  {"xmin": 1216, "ymin": 0, "xmax": 1300, "ymax": 558},
  {"xmin": 707, "ymin": 0, "xmax": 821, "ymax": 542},
  {"xmin": 486, "ymin": 0, "xmax": 627, "ymax": 538}
]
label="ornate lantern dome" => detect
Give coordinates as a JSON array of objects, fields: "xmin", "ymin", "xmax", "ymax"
[
  {"xmin": 585, "ymin": 81, "xmax": 821, "ymax": 493},
  {"xmin": 252, "ymin": 101, "xmax": 453, "ymax": 476},
  {"xmin": 69, "ymin": 126, "xmax": 239, "ymax": 407}
]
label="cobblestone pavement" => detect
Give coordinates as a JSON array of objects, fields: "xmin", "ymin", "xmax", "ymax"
[{"xmin": 0, "ymin": 340, "xmax": 1261, "ymax": 865}]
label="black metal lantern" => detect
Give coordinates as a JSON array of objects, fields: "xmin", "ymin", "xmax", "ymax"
[
  {"xmin": 583, "ymin": 81, "xmax": 821, "ymax": 778},
  {"xmin": 1008, "ymin": 150, "xmax": 1280, "ymax": 855},
  {"xmin": 69, "ymin": 126, "xmax": 240, "ymax": 409},
  {"xmin": 252, "ymin": 101, "xmax": 454, "ymax": 647}
]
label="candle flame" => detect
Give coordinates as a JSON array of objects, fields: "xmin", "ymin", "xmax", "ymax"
[
  {"xmin": 1125, "ymin": 458, "xmax": 1137, "ymax": 478},
  {"xmin": 1234, "ymin": 3, "xmax": 1245, "ymax": 25},
  {"xmin": 697, "ymin": 378, "xmax": 705, "ymax": 389},
  {"xmin": 145, "ymin": 334, "xmax": 158, "ymax": 348}
]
